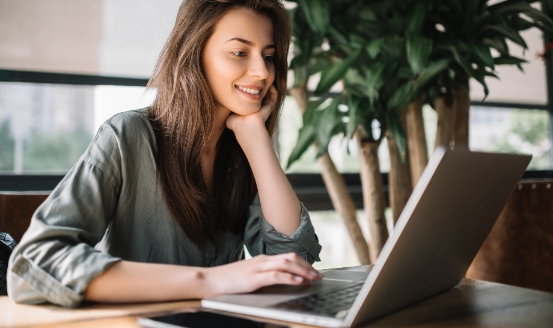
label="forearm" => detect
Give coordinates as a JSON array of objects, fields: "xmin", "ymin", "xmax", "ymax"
[
  {"xmin": 85, "ymin": 261, "xmax": 208, "ymax": 303},
  {"xmin": 236, "ymin": 126, "xmax": 301, "ymax": 237},
  {"xmin": 85, "ymin": 254, "xmax": 320, "ymax": 304}
]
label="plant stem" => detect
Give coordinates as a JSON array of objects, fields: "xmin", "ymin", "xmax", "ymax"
[
  {"xmin": 405, "ymin": 98, "xmax": 428, "ymax": 187},
  {"xmin": 290, "ymin": 85, "xmax": 370, "ymax": 264},
  {"xmin": 386, "ymin": 128, "xmax": 412, "ymax": 225},
  {"xmin": 356, "ymin": 131, "xmax": 388, "ymax": 263}
]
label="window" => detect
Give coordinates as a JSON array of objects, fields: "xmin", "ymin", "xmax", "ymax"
[{"xmin": 0, "ymin": 82, "xmax": 154, "ymax": 174}]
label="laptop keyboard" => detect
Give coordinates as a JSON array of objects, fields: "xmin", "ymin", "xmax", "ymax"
[{"xmin": 269, "ymin": 281, "xmax": 364, "ymax": 318}]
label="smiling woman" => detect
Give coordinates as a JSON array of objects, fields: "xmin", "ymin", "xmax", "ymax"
[
  {"xmin": 7, "ymin": 0, "xmax": 322, "ymax": 308},
  {"xmin": 202, "ymin": 8, "xmax": 276, "ymax": 116}
]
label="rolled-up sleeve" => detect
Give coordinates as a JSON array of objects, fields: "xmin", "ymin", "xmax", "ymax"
[
  {"xmin": 7, "ymin": 125, "xmax": 123, "ymax": 307},
  {"xmin": 244, "ymin": 196, "xmax": 321, "ymax": 264}
]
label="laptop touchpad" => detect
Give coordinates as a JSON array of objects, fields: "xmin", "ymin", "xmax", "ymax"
[{"xmin": 322, "ymin": 269, "xmax": 369, "ymax": 282}]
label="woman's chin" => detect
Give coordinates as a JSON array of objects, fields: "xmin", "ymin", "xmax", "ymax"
[{"xmin": 231, "ymin": 106, "xmax": 261, "ymax": 116}]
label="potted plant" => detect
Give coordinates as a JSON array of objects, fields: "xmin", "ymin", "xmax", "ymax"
[{"xmin": 286, "ymin": 0, "xmax": 553, "ymax": 262}]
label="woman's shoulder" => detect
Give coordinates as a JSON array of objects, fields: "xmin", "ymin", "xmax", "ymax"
[
  {"xmin": 103, "ymin": 108, "xmax": 151, "ymax": 131},
  {"xmin": 85, "ymin": 109, "xmax": 156, "ymax": 162},
  {"xmin": 98, "ymin": 109, "xmax": 155, "ymax": 143}
]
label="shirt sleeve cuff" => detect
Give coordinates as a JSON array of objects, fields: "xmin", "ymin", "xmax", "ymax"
[
  {"xmin": 259, "ymin": 202, "xmax": 322, "ymax": 263},
  {"xmin": 9, "ymin": 253, "xmax": 120, "ymax": 307}
]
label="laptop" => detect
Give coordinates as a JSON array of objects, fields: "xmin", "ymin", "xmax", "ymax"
[{"xmin": 201, "ymin": 146, "xmax": 531, "ymax": 327}]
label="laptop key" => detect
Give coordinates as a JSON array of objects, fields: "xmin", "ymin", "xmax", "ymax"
[{"xmin": 269, "ymin": 281, "xmax": 364, "ymax": 317}]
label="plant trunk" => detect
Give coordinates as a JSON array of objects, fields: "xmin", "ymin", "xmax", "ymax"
[
  {"xmin": 435, "ymin": 84, "xmax": 471, "ymax": 149},
  {"xmin": 290, "ymin": 85, "xmax": 370, "ymax": 265},
  {"xmin": 434, "ymin": 94, "xmax": 455, "ymax": 149},
  {"xmin": 356, "ymin": 131, "xmax": 388, "ymax": 263},
  {"xmin": 318, "ymin": 153, "xmax": 370, "ymax": 264},
  {"xmin": 386, "ymin": 128, "xmax": 413, "ymax": 225},
  {"xmin": 405, "ymin": 98, "xmax": 428, "ymax": 187},
  {"xmin": 453, "ymin": 84, "xmax": 470, "ymax": 147}
]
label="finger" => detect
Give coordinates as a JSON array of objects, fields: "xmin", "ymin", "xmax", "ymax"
[
  {"xmin": 261, "ymin": 85, "xmax": 278, "ymax": 107},
  {"xmin": 258, "ymin": 101, "xmax": 274, "ymax": 121},
  {"xmin": 258, "ymin": 255, "xmax": 321, "ymax": 281},
  {"xmin": 258, "ymin": 86, "xmax": 277, "ymax": 119},
  {"xmin": 252, "ymin": 253, "xmax": 320, "ymax": 279},
  {"xmin": 280, "ymin": 253, "xmax": 322, "ymax": 279},
  {"xmin": 256, "ymin": 271, "xmax": 305, "ymax": 287}
]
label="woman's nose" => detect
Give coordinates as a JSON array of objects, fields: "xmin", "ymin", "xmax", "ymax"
[{"xmin": 248, "ymin": 56, "xmax": 270, "ymax": 79}]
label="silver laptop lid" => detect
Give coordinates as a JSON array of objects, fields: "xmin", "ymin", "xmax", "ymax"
[{"xmin": 346, "ymin": 146, "xmax": 531, "ymax": 326}]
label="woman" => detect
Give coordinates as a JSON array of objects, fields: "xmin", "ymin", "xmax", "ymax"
[{"xmin": 8, "ymin": 0, "xmax": 322, "ymax": 307}]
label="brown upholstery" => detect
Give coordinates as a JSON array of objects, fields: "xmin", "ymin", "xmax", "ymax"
[
  {"xmin": 0, "ymin": 192, "xmax": 49, "ymax": 243},
  {"xmin": 466, "ymin": 179, "xmax": 553, "ymax": 293}
]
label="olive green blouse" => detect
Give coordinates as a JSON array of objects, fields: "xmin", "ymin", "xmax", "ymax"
[{"xmin": 7, "ymin": 110, "xmax": 321, "ymax": 308}]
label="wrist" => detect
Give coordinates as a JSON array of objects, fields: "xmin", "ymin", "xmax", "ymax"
[
  {"xmin": 234, "ymin": 124, "xmax": 272, "ymax": 153},
  {"xmin": 195, "ymin": 267, "xmax": 221, "ymax": 299}
]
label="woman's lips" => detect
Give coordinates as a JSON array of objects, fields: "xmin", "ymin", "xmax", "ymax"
[{"xmin": 236, "ymin": 85, "xmax": 263, "ymax": 100}]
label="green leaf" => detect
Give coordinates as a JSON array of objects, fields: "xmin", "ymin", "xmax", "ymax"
[
  {"xmin": 366, "ymin": 61, "xmax": 396, "ymax": 106},
  {"xmin": 316, "ymin": 96, "xmax": 343, "ymax": 156},
  {"xmin": 358, "ymin": 6, "xmax": 377, "ymax": 21},
  {"xmin": 484, "ymin": 70, "xmax": 499, "ymax": 79},
  {"xmin": 511, "ymin": 16, "xmax": 537, "ymax": 31},
  {"xmin": 386, "ymin": 111, "xmax": 407, "ymax": 163},
  {"xmin": 344, "ymin": 69, "xmax": 371, "ymax": 98},
  {"xmin": 346, "ymin": 96, "xmax": 362, "ymax": 138},
  {"xmin": 328, "ymin": 26, "xmax": 349, "ymax": 46},
  {"xmin": 522, "ymin": 8, "xmax": 553, "ymax": 32},
  {"xmin": 366, "ymin": 37, "xmax": 386, "ymax": 59},
  {"xmin": 307, "ymin": 53, "xmax": 333, "ymax": 76},
  {"xmin": 445, "ymin": 45, "xmax": 489, "ymax": 96},
  {"xmin": 481, "ymin": 37, "xmax": 509, "ymax": 55},
  {"xmin": 468, "ymin": 43, "xmax": 495, "ymax": 69},
  {"xmin": 286, "ymin": 99, "xmax": 327, "ymax": 168},
  {"xmin": 413, "ymin": 58, "xmax": 451, "ymax": 92},
  {"xmin": 303, "ymin": 98, "xmax": 327, "ymax": 125},
  {"xmin": 350, "ymin": 33, "xmax": 367, "ymax": 49},
  {"xmin": 387, "ymin": 81, "xmax": 414, "ymax": 112},
  {"xmin": 494, "ymin": 55, "xmax": 527, "ymax": 65},
  {"xmin": 479, "ymin": 24, "xmax": 527, "ymax": 49},
  {"xmin": 315, "ymin": 49, "xmax": 361, "ymax": 95},
  {"xmin": 405, "ymin": 1, "xmax": 428, "ymax": 33},
  {"xmin": 526, "ymin": 7, "xmax": 553, "ymax": 25},
  {"xmin": 286, "ymin": 125, "xmax": 316, "ymax": 168},
  {"xmin": 406, "ymin": 34, "xmax": 433, "ymax": 75},
  {"xmin": 488, "ymin": 0, "xmax": 531, "ymax": 16},
  {"xmin": 444, "ymin": 45, "xmax": 470, "ymax": 69},
  {"xmin": 291, "ymin": 36, "xmax": 316, "ymax": 68},
  {"xmin": 298, "ymin": 0, "xmax": 330, "ymax": 35},
  {"xmin": 381, "ymin": 35, "xmax": 406, "ymax": 59},
  {"xmin": 472, "ymin": 68, "xmax": 490, "ymax": 98}
]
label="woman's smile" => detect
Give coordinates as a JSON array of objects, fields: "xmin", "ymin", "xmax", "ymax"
[{"xmin": 236, "ymin": 85, "xmax": 263, "ymax": 100}]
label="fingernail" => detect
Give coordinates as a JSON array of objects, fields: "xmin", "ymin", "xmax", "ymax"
[
  {"xmin": 309, "ymin": 270, "xmax": 319, "ymax": 278},
  {"xmin": 294, "ymin": 276, "xmax": 303, "ymax": 282}
]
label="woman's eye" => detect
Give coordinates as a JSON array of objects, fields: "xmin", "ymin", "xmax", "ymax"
[
  {"xmin": 263, "ymin": 55, "xmax": 274, "ymax": 62},
  {"xmin": 232, "ymin": 51, "xmax": 247, "ymax": 57}
]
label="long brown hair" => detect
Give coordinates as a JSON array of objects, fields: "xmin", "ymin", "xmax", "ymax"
[{"xmin": 147, "ymin": 0, "xmax": 291, "ymax": 245}]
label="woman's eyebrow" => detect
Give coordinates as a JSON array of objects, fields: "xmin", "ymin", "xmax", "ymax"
[{"xmin": 225, "ymin": 37, "xmax": 275, "ymax": 49}]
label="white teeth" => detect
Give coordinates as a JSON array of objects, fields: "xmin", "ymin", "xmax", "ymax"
[{"xmin": 237, "ymin": 86, "xmax": 261, "ymax": 95}]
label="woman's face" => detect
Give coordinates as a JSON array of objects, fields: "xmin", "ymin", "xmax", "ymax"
[{"xmin": 202, "ymin": 8, "xmax": 276, "ymax": 117}]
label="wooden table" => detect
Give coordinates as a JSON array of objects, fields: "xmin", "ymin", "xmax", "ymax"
[{"xmin": 1, "ymin": 278, "xmax": 553, "ymax": 327}]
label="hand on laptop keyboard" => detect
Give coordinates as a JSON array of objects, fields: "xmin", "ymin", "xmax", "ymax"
[{"xmin": 200, "ymin": 252, "xmax": 323, "ymax": 298}]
